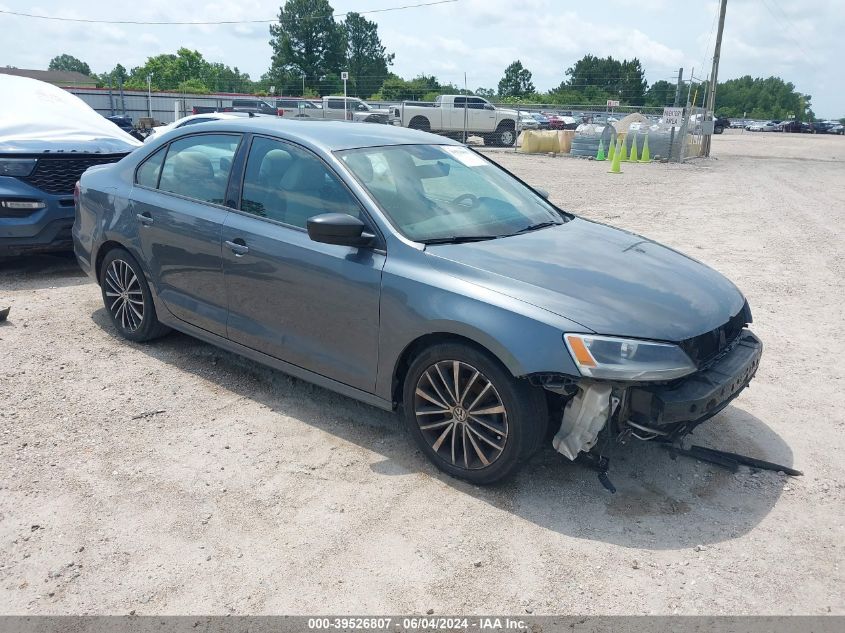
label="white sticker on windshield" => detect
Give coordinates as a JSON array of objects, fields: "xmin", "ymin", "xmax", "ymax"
[{"xmin": 441, "ymin": 145, "xmax": 487, "ymax": 167}]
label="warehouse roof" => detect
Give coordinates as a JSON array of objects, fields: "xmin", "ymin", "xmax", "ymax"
[{"xmin": 0, "ymin": 67, "xmax": 97, "ymax": 86}]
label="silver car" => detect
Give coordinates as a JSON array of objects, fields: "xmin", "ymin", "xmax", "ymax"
[{"xmin": 73, "ymin": 119, "xmax": 762, "ymax": 484}]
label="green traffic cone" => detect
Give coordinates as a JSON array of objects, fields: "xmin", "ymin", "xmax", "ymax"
[
  {"xmin": 607, "ymin": 137, "xmax": 616, "ymax": 162},
  {"xmin": 596, "ymin": 139, "xmax": 606, "ymax": 161},
  {"xmin": 608, "ymin": 138, "xmax": 623, "ymax": 174},
  {"xmin": 629, "ymin": 132, "xmax": 639, "ymax": 162},
  {"xmin": 619, "ymin": 134, "xmax": 629, "ymax": 162},
  {"xmin": 639, "ymin": 133, "xmax": 651, "ymax": 162}
]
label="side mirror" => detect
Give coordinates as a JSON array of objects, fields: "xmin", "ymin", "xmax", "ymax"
[
  {"xmin": 534, "ymin": 187, "xmax": 550, "ymax": 200},
  {"xmin": 307, "ymin": 213, "xmax": 375, "ymax": 247},
  {"xmin": 485, "ymin": 104, "xmax": 495, "ymax": 111}
]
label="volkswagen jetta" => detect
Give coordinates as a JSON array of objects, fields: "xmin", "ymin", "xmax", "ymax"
[{"xmin": 73, "ymin": 119, "xmax": 762, "ymax": 484}]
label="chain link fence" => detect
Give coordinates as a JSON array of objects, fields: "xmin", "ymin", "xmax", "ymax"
[{"xmin": 64, "ymin": 87, "xmax": 708, "ymax": 160}]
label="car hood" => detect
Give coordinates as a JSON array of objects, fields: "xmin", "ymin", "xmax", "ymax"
[{"xmin": 425, "ymin": 218, "xmax": 746, "ymax": 342}]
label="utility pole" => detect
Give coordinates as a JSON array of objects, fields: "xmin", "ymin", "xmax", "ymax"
[
  {"xmin": 704, "ymin": 0, "xmax": 728, "ymax": 157},
  {"xmin": 673, "ymin": 67, "xmax": 684, "ymax": 107},
  {"xmin": 669, "ymin": 67, "xmax": 683, "ymax": 160}
]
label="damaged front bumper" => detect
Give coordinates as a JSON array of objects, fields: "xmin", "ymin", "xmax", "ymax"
[
  {"xmin": 627, "ymin": 330, "xmax": 763, "ymax": 431},
  {"xmin": 548, "ymin": 329, "xmax": 763, "ymax": 460}
]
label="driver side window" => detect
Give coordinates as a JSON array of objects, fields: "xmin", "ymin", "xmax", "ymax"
[{"xmin": 240, "ymin": 137, "xmax": 362, "ymax": 229}]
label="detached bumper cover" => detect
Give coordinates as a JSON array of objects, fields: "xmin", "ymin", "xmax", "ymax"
[{"xmin": 628, "ymin": 330, "xmax": 762, "ymax": 427}]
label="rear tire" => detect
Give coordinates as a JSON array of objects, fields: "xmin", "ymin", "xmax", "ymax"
[
  {"xmin": 409, "ymin": 116, "xmax": 431, "ymax": 132},
  {"xmin": 100, "ymin": 247, "xmax": 170, "ymax": 342},
  {"xmin": 402, "ymin": 342, "xmax": 548, "ymax": 485}
]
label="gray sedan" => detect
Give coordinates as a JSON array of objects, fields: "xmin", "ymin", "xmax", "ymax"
[{"xmin": 73, "ymin": 119, "xmax": 762, "ymax": 484}]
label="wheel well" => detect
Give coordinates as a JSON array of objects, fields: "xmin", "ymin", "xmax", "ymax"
[
  {"xmin": 409, "ymin": 116, "xmax": 430, "ymax": 130},
  {"xmin": 93, "ymin": 240, "xmax": 125, "ymax": 284},
  {"xmin": 391, "ymin": 332, "xmax": 510, "ymax": 407},
  {"xmin": 497, "ymin": 119, "xmax": 515, "ymax": 130}
]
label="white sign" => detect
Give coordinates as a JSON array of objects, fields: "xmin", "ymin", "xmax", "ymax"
[
  {"xmin": 663, "ymin": 107, "xmax": 684, "ymax": 126},
  {"xmin": 269, "ymin": 85, "xmax": 275, "ymax": 95},
  {"xmin": 606, "ymin": 99, "xmax": 620, "ymax": 107},
  {"xmin": 340, "ymin": 71, "xmax": 349, "ymax": 81}
]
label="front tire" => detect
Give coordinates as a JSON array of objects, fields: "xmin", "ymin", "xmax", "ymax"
[
  {"xmin": 100, "ymin": 248, "xmax": 169, "ymax": 342},
  {"xmin": 402, "ymin": 343, "xmax": 548, "ymax": 484},
  {"xmin": 495, "ymin": 124, "xmax": 517, "ymax": 147}
]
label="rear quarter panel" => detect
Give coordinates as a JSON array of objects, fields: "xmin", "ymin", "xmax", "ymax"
[{"xmin": 73, "ymin": 162, "xmax": 139, "ymax": 281}]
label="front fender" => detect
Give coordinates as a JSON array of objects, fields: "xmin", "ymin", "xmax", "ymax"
[{"xmin": 374, "ymin": 255, "xmax": 589, "ymax": 401}]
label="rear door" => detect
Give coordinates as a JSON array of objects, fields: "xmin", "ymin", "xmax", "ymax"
[
  {"xmin": 131, "ymin": 133, "xmax": 241, "ymax": 336},
  {"xmin": 448, "ymin": 96, "xmax": 467, "ymax": 130},
  {"xmin": 221, "ymin": 135, "xmax": 385, "ymax": 391}
]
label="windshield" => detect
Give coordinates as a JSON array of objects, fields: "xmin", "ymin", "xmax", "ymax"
[{"xmin": 337, "ymin": 144, "xmax": 566, "ymax": 242}]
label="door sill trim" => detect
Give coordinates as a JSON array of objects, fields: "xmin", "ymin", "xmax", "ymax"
[{"xmin": 159, "ymin": 315, "xmax": 394, "ymax": 412}]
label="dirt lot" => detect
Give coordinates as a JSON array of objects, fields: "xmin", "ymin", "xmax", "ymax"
[{"xmin": 1, "ymin": 131, "xmax": 843, "ymax": 616}]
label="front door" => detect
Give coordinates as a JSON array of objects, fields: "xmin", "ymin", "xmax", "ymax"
[
  {"xmin": 221, "ymin": 136, "xmax": 385, "ymax": 392},
  {"xmin": 131, "ymin": 132, "xmax": 241, "ymax": 336}
]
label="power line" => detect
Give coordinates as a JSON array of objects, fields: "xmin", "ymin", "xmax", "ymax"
[
  {"xmin": 759, "ymin": 0, "xmax": 815, "ymax": 64},
  {"xmin": 0, "ymin": 0, "xmax": 458, "ymax": 25}
]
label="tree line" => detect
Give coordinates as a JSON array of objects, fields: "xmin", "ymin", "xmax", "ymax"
[{"xmin": 46, "ymin": 0, "xmax": 821, "ymax": 120}]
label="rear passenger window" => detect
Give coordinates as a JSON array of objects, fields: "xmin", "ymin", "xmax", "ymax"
[
  {"xmin": 135, "ymin": 146, "xmax": 166, "ymax": 188},
  {"xmin": 240, "ymin": 136, "xmax": 361, "ymax": 228},
  {"xmin": 158, "ymin": 134, "xmax": 240, "ymax": 205}
]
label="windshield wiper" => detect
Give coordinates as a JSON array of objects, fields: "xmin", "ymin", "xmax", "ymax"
[
  {"xmin": 509, "ymin": 221, "xmax": 561, "ymax": 236},
  {"xmin": 419, "ymin": 235, "xmax": 501, "ymax": 245}
]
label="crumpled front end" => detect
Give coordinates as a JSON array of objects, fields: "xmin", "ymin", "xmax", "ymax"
[{"xmin": 540, "ymin": 319, "xmax": 763, "ymax": 462}]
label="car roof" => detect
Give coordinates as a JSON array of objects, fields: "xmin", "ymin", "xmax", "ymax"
[{"xmin": 187, "ymin": 118, "xmax": 462, "ymax": 152}]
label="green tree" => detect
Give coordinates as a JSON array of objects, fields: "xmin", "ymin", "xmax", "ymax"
[
  {"xmin": 475, "ymin": 87, "xmax": 496, "ymax": 99},
  {"xmin": 48, "ymin": 54, "xmax": 91, "ymax": 76},
  {"xmin": 97, "ymin": 63, "xmax": 128, "ymax": 88},
  {"xmin": 268, "ymin": 0, "xmax": 345, "ymax": 94},
  {"xmin": 645, "ymin": 79, "xmax": 676, "ymax": 107},
  {"xmin": 122, "ymin": 48, "xmax": 251, "ymax": 94},
  {"xmin": 497, "ymin": 60, "xmax": 534, "ymax": 98},
  {"xmin": 341, "ymin": 12, "xmax": 394, "ymax": 98},
  {"xmin": 564, "ymin": 54, "xmax": 646, "ymax": 105},
  {"xmin": 714, "ymin": 75, "xmax": 812, "ymax": 120}
]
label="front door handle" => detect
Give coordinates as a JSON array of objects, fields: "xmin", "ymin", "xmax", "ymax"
[
  {"xmin": 225, "ymin": 240, "xmax": 249, "ymax": 256},
  {"xmin": 136, "ymin": 212, "xmax": 153, "ymax": 226}
]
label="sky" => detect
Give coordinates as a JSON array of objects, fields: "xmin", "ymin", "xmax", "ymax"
[{"xmin": 0, "ymin": 0, "xmax": 842, "ymax": 117}]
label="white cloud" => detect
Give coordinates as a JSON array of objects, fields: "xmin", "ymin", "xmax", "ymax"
[{"xmin": 0, "ymin": 0, "xmax": 841, "ymax": 114}]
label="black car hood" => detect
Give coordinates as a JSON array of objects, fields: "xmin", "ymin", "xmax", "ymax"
[{"xmin": 426, "ymin": 218, "xmax": 746, "ymax": 342}]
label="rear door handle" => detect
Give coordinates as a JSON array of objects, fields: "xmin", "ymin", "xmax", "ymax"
[
  {"xmin": 225, "ymin": 240, "xmax": 249, "ymax": 256},
  {"xmin": 136, "ymin": 213, "xmax": 153, "ymax": 226}
]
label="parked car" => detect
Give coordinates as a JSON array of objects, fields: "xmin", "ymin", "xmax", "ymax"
[
  {"xmin": 73, "ymin": 118, "xmax": 762, "ymax": 484},
  {"xmin": 0, "ymin": 74, "xmax": 140, "ymax": 257},
  {"xmin": 829, "ymin": 123, "xmax": 844, "ymax": 135},
  {"xmin": 391, "ymin": 95, "xmax": 519, "ymax": 146},
  {"xmin": 144, "ymin": 112, "xmax": 258, "ymax": 143},
  {"xmin": 277, "ymin": 96, "xmax": 390, "ymax": 124},
  {"xmin": 543, "ymin": 112, "xmax": 578, "ymax": 130},
  {"xmin": 518, "ymin": 112, "xmax": 539, "ymax": 131},
  {"xmin": 779, "ymin": 120, "xmax": 813, "ymax": 133},
  {"xmin": 810, "ymin": 121, "xmax": 837, "ymax": 134},
  {"xmin": 747, "ymin": 121, "xmax": 776, "ymax": 132},
  {"xmin": 530, "ymin": 113, "xmax": 551, "ymax": 129},
  {"xmin": 105, "ymin": 115, "xmax": 145, "ymax": 142},
  {"xmin": 713, "ymin": 116, "xmax": 731, "ymax": 134},
  {"xmin": 192, "ymin": 98, "xmax": 280, "ymax": 117},
  {"xmin": 729, "ymin": 119, "xmax": 746, "ymax": 129}
]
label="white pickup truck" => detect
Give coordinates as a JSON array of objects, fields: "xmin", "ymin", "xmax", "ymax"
[
  {"xmin": 390, "ymin": 95, "xmax": 520, "ymax": 146},
  {"xmin": 276, "ymin": 96, "xmax": 390, "ymax": 124}
]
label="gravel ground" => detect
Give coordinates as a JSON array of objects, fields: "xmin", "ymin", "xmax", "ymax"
[{"xmin": 0, "ymin": 131, "xmax": 843, "ymax": 616}]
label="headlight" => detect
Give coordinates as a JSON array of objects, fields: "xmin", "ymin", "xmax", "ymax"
[
  {"xmin": 564, "ymin": 333, "xmax": 696, "ymax": 381},
  {"xmin": 0, "ymin": 159, "xmax": 38, "ymax": 177}
]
